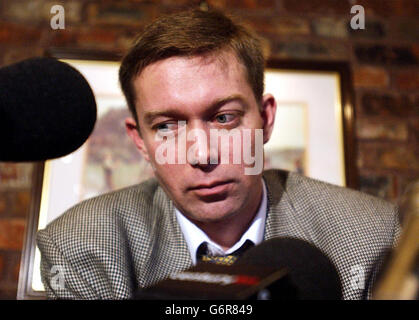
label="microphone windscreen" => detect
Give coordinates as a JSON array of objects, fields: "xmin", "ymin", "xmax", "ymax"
[
  {"xmin": 0, "ymin": 57, "xmax": 97, "ymax": 162},
  {"xmin": 236, "ymin": 237, "xmax": 343, "ymax": 299}
]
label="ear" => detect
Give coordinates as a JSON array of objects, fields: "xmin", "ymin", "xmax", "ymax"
[
  {"xmin": 260, "ymin": 93, "xmax": 277, "ymax": 144},
  {"xmin": 125, "ymin": 117, "xmax": 151, "ymax": 162}
]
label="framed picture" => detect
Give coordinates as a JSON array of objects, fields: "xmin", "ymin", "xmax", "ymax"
[
  {"xmin": 18, "ymin": 54, "xmax": 357, "ymax": 299},
  {"xmin": 263, "ymin": 60, "xmax": 357, "ymax": 188}
]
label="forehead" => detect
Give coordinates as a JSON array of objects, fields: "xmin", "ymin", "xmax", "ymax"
[
  {"xmin": 132, "ymin": 50, "xmax": 255, "ymax": 119},
  {"xmin": 139, "ymin": 49, "xmax": 245, "ymax": 82}
]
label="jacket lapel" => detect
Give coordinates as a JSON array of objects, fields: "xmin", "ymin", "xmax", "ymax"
[
  {"xmin": 263, "ymin": 170, "xmax": 311, "ymax": 242},
  {"xmin": 140, "ymin": 186, "xmax": 192, "ymax": 288}
]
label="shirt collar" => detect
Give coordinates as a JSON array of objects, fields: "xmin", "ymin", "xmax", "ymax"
[{"xmin": 175, "ymin": 178, "xmax": 267, "ymax": 265}]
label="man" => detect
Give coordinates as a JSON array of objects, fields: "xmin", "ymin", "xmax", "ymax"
[{"xmin": 37, "ymin": 9, "xmax": 400, "ymax": 300}]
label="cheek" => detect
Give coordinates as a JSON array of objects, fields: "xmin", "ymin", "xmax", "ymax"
[
  {"xmin": 149, "ymin": 156, "xmax": 185, "ymax": 187},
  {"xmin": 152, "ymin": 164, "xmax": 183, "ymax": 196},
  {"xmin": 244, "ymin": 110, "xmax": 264, "ymax": 129}
]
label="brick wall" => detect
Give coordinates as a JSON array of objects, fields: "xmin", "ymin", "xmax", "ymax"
[
  {"xmin": 0, "ymin": 163, "xmax": 32, "ymax": 298},
  {"xmin": 0, "ymin": 0, "xmax": 418, "ymax": 299}
]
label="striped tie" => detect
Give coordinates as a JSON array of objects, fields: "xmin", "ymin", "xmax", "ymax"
[
  {"xmin": 201, "ymin": 254, "xmax": 239, "ymax": 265},
  {"xmin": 197, "ymin": 240, "xmax": 254, "ymax": 266}
]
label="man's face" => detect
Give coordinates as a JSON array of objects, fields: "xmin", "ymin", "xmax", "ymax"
[{"xmin": 126, "ymin": 50, "xmax": 276, "ymax": 227}]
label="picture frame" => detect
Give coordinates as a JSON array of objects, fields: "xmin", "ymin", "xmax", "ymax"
[
  {"xmin": 263, "ymin": 60, "xmax": 357, "ymax": 188},
  {"xmin": 17, "ymin": 52, "xmax": 357, "ymax": 299}
]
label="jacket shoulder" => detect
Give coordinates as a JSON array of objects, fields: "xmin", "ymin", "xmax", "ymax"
[
  {"xmin": 37, "ymin": 178, "xmax": 164, "ymax": 249},
  {"xmin": 264, "ymin": 169, "xmax": 398, "ymax": 223}
]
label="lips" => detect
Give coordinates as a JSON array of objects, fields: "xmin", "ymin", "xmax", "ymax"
[
  {"xmin": 191, "ymin": 180, "xmax": 232, "ymax": 189},
  {"xmin": 189, "ymin": 180, "xmax": 234, "ymax": 197}
]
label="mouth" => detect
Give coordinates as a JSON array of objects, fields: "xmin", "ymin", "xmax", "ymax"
[{"xmin": 189, "ymin": 180, "xmax": 234, "ymax": 197}]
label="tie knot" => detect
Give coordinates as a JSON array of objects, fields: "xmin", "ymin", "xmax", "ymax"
[{"xmin": 197, "ymin": 240, "xmax": 254, "ymax": 266}]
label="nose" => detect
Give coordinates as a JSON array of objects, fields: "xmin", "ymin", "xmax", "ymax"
[{"xmin": 186, "ymin": 122, "xmax": 219, "ymax": 172}]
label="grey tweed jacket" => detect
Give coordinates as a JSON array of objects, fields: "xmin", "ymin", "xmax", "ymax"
[{"xmin": 36, "ymin": 169, "xmax": 400, "ymax": 300}]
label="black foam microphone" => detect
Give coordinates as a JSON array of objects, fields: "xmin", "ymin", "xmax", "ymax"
[
  {"xmin": 0, "ymin": 57, "xmax": 97, "ymax": 162},
  {"xmin": 236, "ymin": 237, "xmax": 343, "ymax": 300},
  {"xmin": 134, "ymin": 237, "xmax": 342, "ymax": 300}
]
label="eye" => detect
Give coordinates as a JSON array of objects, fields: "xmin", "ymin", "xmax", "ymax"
[
  {"xmin": 156, "ymin": 122, "xmax": 177, "ymax": 132},
  {"xmin": 215, "ymin": 114, "xmax": 235, "ymax": 124}
]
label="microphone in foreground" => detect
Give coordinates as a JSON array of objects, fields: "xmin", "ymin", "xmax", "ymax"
[
  {"xmin": 237, "ymin": 237, "xmax": 342, "ymax": 300},
  {"xmin": 0, "ymin": 57, "xmax": 97, "ymax": 162},
  {"xmin": 134, "ymin": 238, "xmax": 342, "ymax": 300}
]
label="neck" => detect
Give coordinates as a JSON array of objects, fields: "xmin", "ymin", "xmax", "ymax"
[{"xmin": 194, "ymin": 181, "xmax": 264, "ymax": 250}]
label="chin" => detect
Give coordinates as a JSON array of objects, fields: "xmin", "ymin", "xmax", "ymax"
[{"xmin": 185, "ymin": 201, "xmax": 241, "ymax": 224}]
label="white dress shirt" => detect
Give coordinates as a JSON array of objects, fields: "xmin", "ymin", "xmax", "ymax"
[{"xmin": 175, "ymin": 179, "xmax": 268, "ymax": 265}]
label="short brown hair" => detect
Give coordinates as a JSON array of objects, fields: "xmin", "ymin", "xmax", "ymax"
[{"xmin": 119, "ymin": 9, "xmax": 265, "ymax": 124}]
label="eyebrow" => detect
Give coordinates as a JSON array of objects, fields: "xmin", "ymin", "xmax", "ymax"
[{"xmin": 143, "ymin": 94, "xmax": 249, "ymax": 125}]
